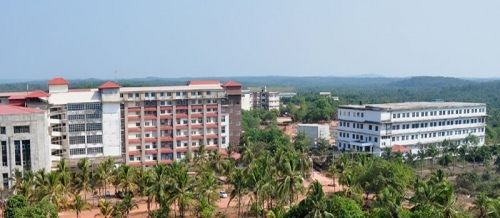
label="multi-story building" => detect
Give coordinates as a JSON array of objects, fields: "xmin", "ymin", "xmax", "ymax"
[
  {"xmin": 297, "ymin": 123, "xmax": 331, "ymax": 147},
  {"xmin": 120, "ymin": 80, "xmax": 241, "ymax": 166},
  {"xmin": 241, "ymin": 90, "xmax": 252, "ymax": 111},
  {"xmin": 337, "ymin": 102, "xmax": 487, "ymax": 155},
  {"xmin": 0, "ymin": 105, "xmax": 52, "ymax": 188},
  {"xmin": 250, "ymin": 86, "xmax": 280, "ymax": 111},
  {"xmin": 0, "ymin": 78, "xmax": 242, "ymax": 168},
  {"xmin": 46, "ymin": 78, "xmax": 122, "ymax": 166}
]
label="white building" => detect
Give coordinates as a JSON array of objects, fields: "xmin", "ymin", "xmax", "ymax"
[
  {"xmin": 0, "ymin": 105, "xmax": 52, "ymax": 188},
  {"xmin": 250, "ymin": 86, "xmax": 280, "ymax": 111},
  {"xmin": 337, "ymin": 102, "xmax": 487, "ymax": 155},
  {"xmin": 297, "ymin": 123, "xmax": 331, "ymax": 147},
  {"xmin": 241, "ymin": 90, "xmax": 252, "ymax": 111},
  {"xmin": 47, "ymin": 78, "xmax": 122, "ymax": 165}
]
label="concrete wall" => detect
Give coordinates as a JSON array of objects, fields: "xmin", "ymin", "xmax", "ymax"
[{"xmin": 102, "ymin": 103, "xmax": 122, "ymax": 156}]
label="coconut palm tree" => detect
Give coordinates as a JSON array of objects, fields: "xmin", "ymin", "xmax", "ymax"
[
  {"xmin": 148, "ymin": 164, "xmax": 169, "ymax": 210},
  {"xmin": 95, "ymin": 199, "xmax": 114, "ymax": 218},
  {"xmin": 373, "ymin": 187, "xmax": 405, "ymax": 218},
  {"xmin": 75, "ymin": 158, "xmax": 92, "ymax": 201},
  {"xmin": 167, "ymin": 162, "xmax": 195, "ymax": 218},
  {"xmin": 72, "ymin": 195, "xmax": 90, "ymax": 218},
  {"xmin": 276, "ymin": 158, "xmax": 304, "ymax": 206},
  {"xmin": 426, "ymin": 144, "xmax": 439, "ymax": 169},
  {"xmin": 304, "ymin": 180, "xmax": 333, "ymax": 218},
  {"xmin": 228, "ymin": 167, "xmax": 247, "ymax": 218},
  {"xmin": 472, "ymin": 193, "xmax": 493, "ymax": 218},
  {"xmin": 97, "ymin": 157, "xmax": 115, "ymax": 199},
  {"xmin": 117, "ymin": 165, "xmax": 138, "ymax": 193},
  {"xmin": 119, "ymin": 193, "xmax": 138, "ymax": 217}
]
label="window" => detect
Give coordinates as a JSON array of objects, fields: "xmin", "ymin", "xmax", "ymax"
[
  {"xmin": 67, "ymin": 103, "xmax": 85, "ymax": 111},
  {"xmin": 70, "ymin": 148, "xmax": 86, "ymax": 155},
  {"xmin": 1, "ymin": 141, "xmax": 7, "ymax": 166},
  {"xmin": 14, "ymin": 140, "xmax": 21, "ymax": 166},
  {"xmin": 86, "ymin": 113, "xmax": 102, "ymax": 119},
  {"xmin": 69, "ymin": 124, "xmax": 86, "ymax": 132},
  {"xmin": 87, "ymin": 135, "xmax": 103, "ymax": 144},
  {"xmin": 87, "ymin": 147, "xmax": 103, "ymax": 154},
  {"xmin": 85, "ymin": 103, "xmax": 102, "ymax": 110},
  {"xmin": 13, "ymin": 125, "xmax": 30, "ymax": 133},
  {"xmin": 69, "ymin": 136, "xmax": 86, "ymax": 144},
  {"xmin": 86, "ymin": 123, "xmax": 102, "ymax": 131},
  {"xmin": 21, "ymin": 140, "xmax": 31, "ymax": 170},
  {"xmin": 68, "ymin": 114, "xmax": 85, "ymax": 120},
  {"xmin": 375, "ymin": 126, "xmax": 379, "ymax": 131},
  {"xmin": 3, "ymin": 173, "xmax": 8, "ymax": 189},
  {"xmin": 1, "ymin": 127, "xmax": 6, "ymax": 134}
]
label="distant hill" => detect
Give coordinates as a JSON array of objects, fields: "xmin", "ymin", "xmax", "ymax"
[{"xmin": 388, "ymin": 76, "xmax": 473, "ymax": 89}]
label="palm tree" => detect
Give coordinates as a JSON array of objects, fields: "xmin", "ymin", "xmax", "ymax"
[
  {"xmin": 472, "ymin": 193, "xmax": 493, "ymax": 218},
  {"xmin": 95, "ymin": 199, "xmax": 114, "ymax": 218},
  {"xmin": 167, "ymin": 162, "xmax": 195, "ymax": 218},
  {"xmin": 276, "ymin": 157, "xmax": 304, "ymax": 206},
  {"xmin": 73, "ymin": 195, "xmax": 91, "ymax": 218},
  {"xmin": 417, "ymin": 148, "xmax": 427, "ymax": 177},
  {"xmin": 75, "ymin": 158, "xmax": 92, "ymax": 201},
  {"xmin": 228, "ymin": 168, "xmax": 247, "ymax": 218},
  {"xmin": 148, "ymin": 164, "xmax": 169, "ymax": 210},
  {"xmin": 426, "ymin": 144, "xmax": 439, "ymax": 169},
  {"xmin": 466, "ymin": 134, "xmax": 480, "ymax": 168},
  {"xmin": 304, "ymin": 180, "xmax": 333, "ymax": 218},
  {"xmin": 119, "ymin": 193, "xmax": 138, "ymax": 217},
  {"xmin": 117, "ymin": 165, "xmax": 138, "ymax": 193},
  {"xmin": 374, "ymin": 187, "xmax": 405, "ymax": 218},
  {"xmin": 97, "ymin": 157, "xmax": 115, "ymax": 199},
  {"xmin": 458, "ymin": 143, "xmax": 469, "ymax": 168}
]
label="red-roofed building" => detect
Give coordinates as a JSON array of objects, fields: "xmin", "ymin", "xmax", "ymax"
[
  {"xmin": 48, "ymin": 77, "xmax": 69, "ymax": 86},
  {"xmin": 98, "ymin": 81, "xmax": 121, "ymax": 89},
  {"xmin": 0, "ymin": 105, "xmax": 44, "ymax": 115},
  {"xmin": 223, "ymin": 80, "xmax": 242, "ymax": 87},
  {"xmin": 0, "ymin": 105, "xmax": 51, "ymax": 181}
]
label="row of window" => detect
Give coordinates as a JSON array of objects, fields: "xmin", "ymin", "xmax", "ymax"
[
  {"xmin": 339, "ymin": 122, "xmax": 379, "ymax": 131},
  {"xmin": 68, "ymin": 113, "xmax": 102, "ymax": 120},
  {"xmin": 392, "ymin": 108, "xmax": 485, "ymax": 119},
  {"xmin": 0, "ymin": 126, "xmax": 30, "ymax": 134},
  {"xmin": 67, "ymin": 103, "xmax": 102, "ymax": 111},
  {"xmin": 69, "ymin": 135, "xmax": 103, "ymax": 145},
  {"xmin": 69, "ymin": 147, "xmax": 104, "ymax": 155},
  {"xmin": 68, "ymin": 123, "xmax": 103, "ymax": 132},
  {"xmin": 390, "ymin": 118, "xmax": 485, "ymax": 130},
  {"xmin": 391, "ymin": 128, "xmax": 484, "ymax": 142},
  {"xmin": 338, "ymin": 132, "xmax": 379, "ymax": 143},
  {"xmin": 0, "ymin": 140, "xmax": 31, "ymax": 170}
]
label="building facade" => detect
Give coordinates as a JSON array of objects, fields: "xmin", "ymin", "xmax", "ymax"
[
  {"xmin": 297, "ymin": 123, "xmax": 331, "ymax": 147},
  {"xmin": 0, "ymin": 105, "xmax": 51, "ymax": 188},
  {"xmin": 120, "ymin": 80, "xmax": 241, "ymax": 166},
  {"xmin": 0, "ymin": 78, "xmax": 242, "ymax": 168},
  {"xmin": 250, "ymin": 86, "xmax": 280, "ymax": 111},
  {"xmin": 46, "ymin": 78, "xmax": 122, "ymax": 166},
  {"xmin": 337, "ymin": 102, "xmax": 487, "ymax": 155}
]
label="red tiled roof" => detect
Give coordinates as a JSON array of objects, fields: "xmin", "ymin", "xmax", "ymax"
[
  {"xmin": 0, "ymin": 105, "xmax": 43, "ymax": 115},
  {"xmin": 391, "ymin": 144, "xmax": 409, "ymax": 153},
  {"xmin": 223, "ymin": 80, "xmax": 241, "ymax": 87},
  {"xmin": 188, "ymin": 80, "xmax": 221, "ymax": 85},
  {"xmin": 98, "ymin": 81, "xmax": 121, "ymax": 89},
  {"xmin": 48, "ymin": 77, "xmax": 69, "ymax": 85},
  {"xmin": 26, "ymin": 90, "xmax": 49, "ymax": 98},
  {"xmin": 8, "ymin": 95, "xmax": 26, "ymax": 100}
]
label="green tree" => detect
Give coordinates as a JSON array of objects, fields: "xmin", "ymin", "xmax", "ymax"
[{"xmin": 72, "ymin": 195, "xmax": 90, "ymax": 218}]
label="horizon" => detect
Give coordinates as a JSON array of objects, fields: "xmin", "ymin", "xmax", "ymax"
[{"xmin": 2, "ymin": 0, "xmax": 500, "ymax": 79}]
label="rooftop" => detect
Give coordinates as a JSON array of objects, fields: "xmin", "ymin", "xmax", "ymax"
[
  {"xmin": 0, "ymin": 105, "xmax": 44, "ymax": 115},
  {"xmin": 48, "ymin": 77, "xmax": 69, "ymax": 86},
  {"xmin": 188, "ymin": 80, "xmax": 221, "ymax": 85},
  {"xmin": 339, "ymin": 102, "xmax": 485, "ymax": 111},
  {"xmin": 98, "ymin": 81, "xmax": 121, "ymax": 89}
]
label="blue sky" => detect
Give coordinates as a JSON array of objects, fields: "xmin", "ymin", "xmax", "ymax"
[{"xmin": 1, "ymin": 0, "xmax": 500, "ymax": 80}]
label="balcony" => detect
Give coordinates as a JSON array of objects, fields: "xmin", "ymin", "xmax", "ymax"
[
  {"xmin": 160, "ymin": 136, "xmax": 173, "ymax": 142},
  {"xmin": 128, "ymin": 150, "xmax": 141, "ymax": 156},
  {"xmin": 176, "ymin": 124, "xmax": 188, "ymax": 129},
  {"xmin": 206, "ymin": 112, "xmax": 218, "ymax": 117},
  {"xmin": 175, "ymin": 136, "xmax": 188, "ymax": 141},
  {"xmin": 128, "ymin": 162, "xmax": 142, "ymax": 167},
  {"xmin": 144, "ymin": 138, "xmax": 157, "ymax": 143},
  {"xmin": 192, "ymin": 135, "xmax": 204, "ymax": 140},
  {"xmin": 191, "ymin": 124, "xmax": 203, "ymax": 129},
  {"xmin": 176, "ymin": 106, "xmax": 188, "ymax": 110},
  {"xmin": 160, "ymin": 147, "xmax": 173, "ymax": 153},
  {"xmin": 144, "ymin": 107, "xmax": 157, "ymax": 112},
  {"xmin": 128, "ymin": 127, "xmax": 140, "ymax": 133},
  {"xmin": 176, "ymin": 113, "xmax": 188, "ymax": 118},
  {"xmin": 145, "ymin": 149, "xmax": 157, "ymax": 155},
  {"xmin": 206, "ymin": 134, "xmax": 218, "ymax": 139},
  {"xmin": 206, "ymin": 104, "xmax": 218, "ymax": 109},
  {"xmin": 176, "ymin": 147, "xmax": 188, "ymax": 152},
  {"xmin": 206, "ymin": 123, "xmax": 218, "ymax": 128},
  {"xmin": 143, "ymin": 115, "xmax": 157, "ymax": 120},
  {"xmin": 144, "ymin": 126, "xmax": 157, "ymax": 131},
  {"xmin": 50, "ymin": 144, "xmax": 62, "ymax": 150},
  {"xmin": 145, "ymin": 161, "xmax": 157, "ymax": 166},
  {"xmin": 128, "ymin": 116, "xmax": 140, "ymax": 121},
  {"xmin": 160, "ymin": 160, "xmax": 173, "ymax": 164},
  {"xmin": 49, "ymin": 119, "xmax": 62, "ymax": 124},
  {"xmin": 160, "ymin": 115, "xmax": 173, "ymax": 119},
  {"xmin": 191, "ymin": 113, "xmax": 203, "ymax": 118},
  {"xmin": 206, "ymin": 145, "xmax": 219, "ymax": 151},
  {"xmin": 127, "ymin": 107, "xmax": 141, "ymax": 112},
  {"xmin": 191, "ymin": 105, "xmax": 203, "ymax": 109},
  {"xmin": 128, "ymin": 139, "xmax": 140, "ymax": 144},
  {"xmin": 160, "ymin": 126, "xmax": 173, "ymax": 130}
]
